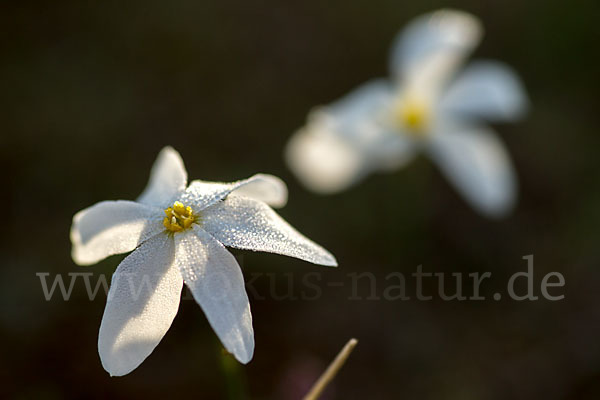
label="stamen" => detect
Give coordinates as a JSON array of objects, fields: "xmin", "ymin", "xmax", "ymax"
[{"xmin": 163, "ymin": 201, "xmax": 199, "ymax": 233}]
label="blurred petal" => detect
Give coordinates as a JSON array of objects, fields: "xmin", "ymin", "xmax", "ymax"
[
  {"xmin": 138, "ymin": 147, "xmax": 188, "ymax": 207},
  {"xmin": 286, "ymin": 80, "xmax": 415, "ymax": 193},
  {"xmin": 390, "ymin": 9, "xmax": 482, "ymax": 96},
  {"xmin": 328, "ymin": 81, "xmax": 415, "ymax": 168},
  {"xmin": 326, "ymin": 79, "xmax": 392, "ymax": 126},
  {"xmin": 98, "ymin": 234, "xmax": 182, "ymax": 376},
  {"xmin": 201, "ymin": 196, "xmax": 337, "ymax": 266},
  {"xmin": 175, "ymin": 227, "xmax": 254, "ymax": 364},
  {"xmin": 285, "ymin": 124, "xmax": 365, "ymax": 194},
  {"xmin": 427, "ymin": 123, "xmax": 517, "ymax": 217},
  {"xmin": 440, "ymin": 61, "xmax": 529, "ymax": 122},
  {"xmin": 229, "ymin": 174, "xmax": 288, "ymax": 208},
  {"xmin": 182, "ymin": 174, "xmax": 287, "ymax": 211},
  {"xmin": 71, "ymin": 200, "xmax": 164, "ymax": 265}
]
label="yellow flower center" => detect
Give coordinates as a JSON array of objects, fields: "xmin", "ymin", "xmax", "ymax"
[
  {"xmin": 394, "ymin": 98, "xmax": 430, "ymax": 138},
  {"xmin": 163, "ymin": 201, "xmax": 198, "ymax": 233}
]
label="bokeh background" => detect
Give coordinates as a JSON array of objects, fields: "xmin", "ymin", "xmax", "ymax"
[{"xmin": 2, "ymin": 0, "xmax": 600, "ymax": 399}]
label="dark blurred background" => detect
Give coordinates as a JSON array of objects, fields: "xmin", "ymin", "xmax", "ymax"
[{"xmin": 1, "ymin": 0, "xmax": 600, "ymax": 399}]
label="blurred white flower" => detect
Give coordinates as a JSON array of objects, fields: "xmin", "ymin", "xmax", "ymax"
[
  {"xmin": 286, "ymin": 9, "xmax": 528, "ymax": 217},
  {"xmin": 71, "ymin": 147, "xmax": 336, "ymax": 376}
]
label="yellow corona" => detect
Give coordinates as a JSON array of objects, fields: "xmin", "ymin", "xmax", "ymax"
[
  {"xmin": 163, "ymin": 201, "xmax": 198, "ymax": 233},
  {"xmin": 395, "ymin": 98, "xmax": 429, "ymax": 137}
]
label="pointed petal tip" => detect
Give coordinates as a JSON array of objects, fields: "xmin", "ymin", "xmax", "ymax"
[
  {"xmin": 103, "ymin": 366, "xmax": 132, "ymax": 378},
  {"xmin": 157, "ymin": 145, "xmax": 185, "ymax": 170},
  {"xmin": 432, "ymin": 8, "xmax": 482, "ymax": 32},
  {"xmin": 155, "ymin": 146, "xmax": 184, "ymax": 165},
  {"xmin": 70, "ymin": 248, "xmax": 93, "ymax": 266},
  {"xmin": 478, "ymin": 165, "xmax": 518, "ymax": 220},
  {"xmin": 435, "ymin": 8, "xmax": 479, "ymax": 20},
  {"xmin": 100, "ymin": 353, "xmax": 135, "ymax": 377},
  {"xmin": 225, "ymin": 334, "xmax": 254, "ymax": 365},
  {"xmin": 311, "ymin": 251, "xmax": 338, "ymax": 267},
  {"xmin": 253, "ymin": 172, "xmax": 283, "ymax": 182},
  {"xmin": 138, "ymin": 146, "xmax": 188, "ymax": 207},
  {"xmin": 98, "ymin": 338, "xmax": 157, "ymax": 377},
  {"xmin": 159, "ymin": 145, "xmax": 178, "ymax": 156},
  {"xmin": 235, "ymin": 349, "xmax": 254, "ymax": 365},
  {"xmin": 105, "ymin": 367, "xmax": 119, "ymax": 378},
  {"xmin": 478, "ymin": 199, "xmax": 516, "ymax": 220},
  {"xmin": 285, "ymin": 129, "xmax": 362, "ymax": 195},
  {"xmin": 322, "ymin": 255, "xmax": 338, "ymax": 267},
  {"xmin": 245, "ymin": 173, "xmax": 289, "ymax": 208}
]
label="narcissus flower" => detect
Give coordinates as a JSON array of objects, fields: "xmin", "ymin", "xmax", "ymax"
[
  {"xmin": 286, "ymin": 9, "xmax": 528, "ymax": 217},
  {"xmin": 71, "ymin": 147, "xmax": 336, "ymax": 376}
]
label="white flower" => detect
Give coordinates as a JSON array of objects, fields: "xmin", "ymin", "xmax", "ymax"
[
  {"xmin": 70, "ymin": 147, "xmax": 337, "ymax": 376},
  {"xmin": 286, "ymin": 9, "xmax": 528, "ymax": 217}
]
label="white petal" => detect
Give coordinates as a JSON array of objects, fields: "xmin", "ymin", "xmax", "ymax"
[
  {"xmin": 229, "ymin": 174, "xmax": 288, "ymax": 208},
  {"xmin": 175, "ymin": 227, "xmax": 254, "ymax": 364},
  {"xmin": 427, "ymin": 123, "xmax": 517, "ymax": 217},
  {"xmin": 324, "ymin": 81, "xmax": 416, "ymax": 169},
  {"xmin": 181, "ymin": 174, "xmax": 287, "ymax": 212},
  {"xmin": 137, "ymin": 146, "xmax": 188, "ymax": 207},
  {"xmin": 71, "ymin": 201, "xmax": 164, "ymax": 266},
  {"xmin": 440, "ymin": 61, "xmax": 529, "ymax": 122},
  {"xmin": 389, "ymin": 9, "xmax": 482, "ymax": 96},
  {"xmin": 285, "ymin": 124, "xmax": 366, "ymax": 194},
  {"xmin": 326, "ymin": 79, "xmax": 392, "ymax": 125},
  {"xmin": 98, "ymin": 234, "xmax": 182, "ymax": 376},
  {"xmin": 201, "ymin": 196, "xmax": 337, "ymax": 266},
  {"xmin": 285, "ymin": 80, "xmax": 414, "ymax": 194}
]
